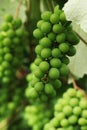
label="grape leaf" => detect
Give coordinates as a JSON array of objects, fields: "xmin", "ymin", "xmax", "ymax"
[
  {"xmin": 68, "ymin": 24, "xmax": 87, "ymax": 78},
  {"xmin": 63, "ymin": 0, "xmax": 87, "ymax": 32}
]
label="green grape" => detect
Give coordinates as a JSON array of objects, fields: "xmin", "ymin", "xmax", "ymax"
[
  {"xmin": 41, "ymin": 22, "xmax": 52, "ymax": 33},
  {"xmin": 41, "ymin": 48, "xmax": 52, "ymax": 59},
  {"xmin": 67, "ymin": 46, "xmax": 76, "ymax": 56},
  {"xmin": 56, "ymin": 33, "xmax": 66, "ymax": 43},
  {"xmin": 35, "ymin": 45, "xmax": 43, "ymax": 55},
  {"xmin": 34, "ymin": 68, "xmax": 44, "ymax": 78},
  {"xmin": 61, "ymin": 56, "xmax": 70, "ymax": 65},
  {"xmin": 3, "ymin": 37, "xmax": 11, "ymax": 46},
  {"xmin": 33, "ymin": 28, "xmax": 43, "ymax": 39},
  {"xmin": 1, "ymin": 23, "xmax": 11, "ymax": 31},
  {"xmin": 48, "ymin": 32, "xmax": 56, "ymax": 41},
  {"xmin": 2, "ymin": 61, "xmax": 10, "ymax": 69},
  {"xmin": 34, "ymin": 57, "xmax": 42, "ymax": 66},
  {"xmin": 60, "ymin": 12, "xmax": 66, "ymax": 23},
  {"xmin": 78, "ymin": 118, "xmax": 87, "ymax": 125},
  {"xmin": 82, "ymin": 110, "xmax": 87, "ymax": 118},
  {"xmin": 12, "ymin": 18, "xmax": 22, "ymax": 28},
  {"xmin": 60, "ymin": 118, "xmax": 69, "ymax": 127},
  {"xmin": 13, "ymin": 37, "xmax": 20, "ymax": 45},
  {"xmin": 2, "ymin": 76, "xmax": 10, "ymax": 84},
  {"xmin": 73, "ymin": 106, "xmax": 82, "ymax": 116},
  {"xmin": 27, "ymin": 88, "xmax": 38, "ymax": 98},
  {"xmin": 50, "ymin": 13, "xmax": 60, "ymax": 24},
  {"xmin": 6, "ymin": 29, "xmax": 15, "ymax": 38},
  {"xmin": 35, "ymin": 82, "xmax": 44, "ymax": 92},
  {"xmin": 4, "ymin": 14, "xmax": 13, "ymax": 22},
  {"xmin": 37, "ymin": 20, "xmax": 44, "ymax": 28},
  {"xmin": 54, "ymin": 5, "xmax": 60, "ymax": 14},
  {"xmin": 52, "ymin": 48, "xmax": 62, "ymax": 58},
  {"xmin": 66, "ymin": 31, "xmax": 80, "ymax": 44},
  {"xmin": 39, "ymin": 61, "xmax": 50, "ymax": 72},
  {"xmin": 15, "ymin": 28, "xmax": 24, "ymax": 37},
  {"xmin": 4, "ymin": 53, "xmax": 13, "ymax": 61},
  {"xmin": 59, "ymin": 43, "xmax": 69, "ymax": 53},
  {"xmin": 53, "ymin": 24, "xmax": 63, "ymax": 34},
  {"xmin": 50, "ymin": 58, "xmax": 62, "ymax": 68},
  {"xmin": 60, "ymin": 64, "xmax": 69, "ymax": 76},
  {"xmin": 39, "ymin": 37, "xmax": 51, "ymax": 47},
  {"xmin": 41, "ymin": 11, "xmax": 52, "ymax": 21},
  {"xmin": 67, "ymin": 88, "xmax": 77, "ymax": 97},
  {"xmin": 68, "ymin": 115, "xmax": 78, "ymax": 125},
  {"xmin": 81, "ymin": 126, "xmax": 87, "ymax": 130},
  {"xmin": 44, "ymin": 83, "xmax": 54, "ymax": 94},
  {"xmin": 48, "ymin": 68, "xmax": 60, "ymax": 79},
  {"xmin": 69, "ymin": 98, "xmax": 79, "ymax": 107},
  {"xmin": 79, "ymin": 99, "xmax": 87, "ymax": 109},
  {"xmin": 52, "ymin": 79, "xmax": 62, "ymax": 88},
  {"xmin": 63, "ymin": 105, "xmax": 72, "ymax": 116}
]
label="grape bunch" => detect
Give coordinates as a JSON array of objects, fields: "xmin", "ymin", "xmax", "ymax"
[
  {"xmin": 25, "ymin": 5, "xmax": 80, "ymax": 99},
  {"xmin": 0, "ymin": 14, "xmax": 28, "ymax": 86},
  {"xmin": 44, "ymin": 88, "xmax": 87, "ymax": 130},
  {"xmin": 24, "ymin": 102, "xmax": 53, "ymax": 130}
]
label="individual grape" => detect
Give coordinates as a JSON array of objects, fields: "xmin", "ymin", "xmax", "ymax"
[
  {"xmin": 50, "ymin": 58, "xmax": 62, "ymax": 68},
  {"xmin": 53, "ymin": 24, "xmax": 63, "ymax": 34},
  {"xmin": 66, "ymin": 31, "xmax": 80, "ymax": 45},
  {"xmin": 44, "ymin": 83, "xmax": 54, "ymax": 94},
  {"xmin": 41, "ymin": 11, "xmax": 52, "ymax": 21},
  {"xmin": 1, "ymin": 23, "xmax": 11, "ymax": 31},
  {"xmin": 73, "ymin": 106, "xmax": 82, "ymax": 116},
  {"xmin": 56, "ymin": 33, "xmax": 66, "ymax": 43},
  {"xmin": 82, "ymin": 110, "xmax": 87, "ymax": 118},
  {"xmin": 59, "ymin": 43, "xmax": 69, "ymax": 53},
  {"xmin": 69, "ymin": 98, "xmax": 79, "ymax": 107},
  {"xmin": 4, "ymin": 53, "xmax": 13, "ymax": 61},
  {"xmin": 37, "ymin": 20, "xmax": 44, "ymax": 28},
  {"xmin": 12, "ymin": 18, "xmax": 22, "ymax": 28},
  {"xmin": 52, "ymin": 48, "xmax": 62, "ymax": 58},
  {"xmin": 4, "ymin": 14, "xmax": 13, "ymax": 22},
  {"xmin": 61, "ymin": 56, "xmax": 70, "ymax": 65},
  {"xmin": 79, "ymin": 99, "xmax": 87, "ymax": 109},
  {"xmin": 41, "ymin": 48, "xmax": 52, "ymax": 59},
  {"xmin": 48, "ymin": 32, "xmax": 56, "ymax": 41},
  {"xmin": 34, "ymin": 57, "xmax": 42, "ymax": 66},
  {"xmin": 35, "ymin": 82, "xmax": 44, "ymax": 92},
  {"xmin": 39, "ymin": 37, "xmax": 51, "ymax": 47},
  {"xmin": 35, "ymin": 45, "xmax": 43, "ymax": 55},
  {"xmin": 48, "ymin": 68, "xmax": 60, "ymax": 79},
  {"xmin": 63, "ymin": 105, "xmax": 72, "ymax": 116},
  {"xmin": 60, "ymin": 11, "xmax": 66, "ymax": 23},
  {"xmin": 39, "ymin": 61, "xmax": 50, "ymax": 72},
  {"xmin": 60, "ymin": 64, "xmax": 69, "ymax": 76},
  {"xmin": 78, "ymin": 118, "xmax": 87, "ymax": 125},
  {"xmin": 34, "ymin": 68, "xmax": 44, "ymax": 78},
  {"xmin": 41, "ymin": 22, "xmax": 52, "ymax": 33},
  {"xmin": 60, "ymin": 118, "xmax": 69, "ymax": 127},
  {"xmin": 67, "ymin": 46, "xmax": 76, "ymax": 56},
  {"xmin": 50, "ymin": 13, "xmax": 60, "ymax": 24},
  {"xmin": 33, "ymin": 28, "xmax": 43, "ymax": 39},
  {"xmin": 6, "ymin": 29, "xmax": 15, "ymax": 38},
  {"xmin": 68, "ymin": 115, "xmax": 78, "ymax": 125}
]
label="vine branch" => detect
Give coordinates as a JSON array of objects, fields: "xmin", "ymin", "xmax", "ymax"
[{"xmin": 14, "ymin": 0, "xmax": 23, "ymax": 19}]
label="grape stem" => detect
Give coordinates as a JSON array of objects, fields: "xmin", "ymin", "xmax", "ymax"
[
  {"xmin": 70, "ymin": 72, "xmax": 87, "ymax": 99},
  {"xmin": 14, "ymin": 0, "xmax": 23, "ymax": 19},
  {"xmin": 73, "ymin": 30, "xmax": 87, "ymax": 46}
]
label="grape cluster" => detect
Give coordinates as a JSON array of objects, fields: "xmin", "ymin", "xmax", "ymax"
[
  {"xmin": 44, "ymin": 88, "xmax": 87, "ymax": 130},
  {"xmin": 24, "ymin": 103, "xmax": 53, "ymax": 130},
  {"xmin": 0, "ymin": 14, "xmax": 28, "ymax": 86},
  {"xmin": 26, "ymin": 5, "xmax": 79, "ymax": 99}
]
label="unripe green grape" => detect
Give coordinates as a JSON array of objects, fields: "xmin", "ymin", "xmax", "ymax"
[
  {"xmin": 48, "ymin": 32, "xmax": 56, "ymax": 41},
  {"xmin": 27, "ymin": 88, "xmax": 38, "ymax": 98},
  {"xmin": 60, "ymin": 12, "xmax": 66, "ymax": 23},
  {"xmin": 41, "ymin": 22, "xmax": 52, "ymax": 33},
  {"xmin": 61, "ymin": 56, "xmax": 70, "ymax": 65},
  {"xmin": 35, "ymin": 45, "xmax": 43, "ymax": 55},
  {"xmin": 2, "ymin": 61, "xmax": 10, "ymax": 69},
  {"xmin": 69, "ymin": 98, "xmax": 79, "ymax": 107},
  {"xmin": 44, "ymin": 83, "xmax": 54, "ymax": 94},
  {"xmin": 3, "ymin": 47, "xmax": 10, "ymax": 53},
  {"xmin": 82, "ymin": 110, "xmax": 87, "ymax": 118},
  {"xmin": 76, "ymin": 90, "xmax": 84, "ymax": 98},
  {"xmin": 63, "ymin": 105, "xmax": 72, "ymax": 116},
  {"xmin": 53, "ymin": 24, "xmax": 63, "ymax": 34},
  {"xmin": 68, "ymin": 115, "xmax": 78, "ymax": 124},
  {"xmin": 39, "ymin": 61, "xmax": 50, "ymax": 72},
  {"xmin": 60, "ymin": 64, "xmax": 69, "ymax": 76},
  {"xmin": 78, "ymin": 118, "xmax": 87, "ymax": 125},
  {"xmin": 3, "ymin": 37, "xmax": 11, "ymax": 46},
  {"xmin": 15, "ymin": 28, "xmax": 24, "ymax": 37},
  {"xmin": 4, "ymin": 53, "xmax": 13, "ymax": 61},
  {"xmin": 50, "ymin": 58, "xmax": 62, "ymax": 68},
  {"xmin": 13, "ymin": 37, "xmax": 20, "ymax": 45},
  {"xmin": 79, "ymin": 99, "xmax": 87, "ymax": 109},
  {"xmin": 67, "ymin": 46, "xmax": 76, "ymax": 56},
  {"xmin": 4, "ymin": 14, "xmax": 13, "ymax": 22},
  {"xmin": 56, "ymin": 33, "xmax": 66, "ymax": 43},
  {"xmin": 50, "ymin": 13, "xmax": 60, "ymax": 24},
  {"xmin": 73, "ymin": 106, "xmax": 82, "ymax": 116},
  {"xmin": 0, "ymin": 49, "xmax": 4, "ymax": 55},
  {"xmin": 6, "ymin": 29, "xmax": 15, "ymax": 38},
  {"xmin": 81, "ymin": 126, "xmax": 87, "ymax": 130},
  {"xmin": 37, "ymin": 20, "xmax": 44, "ymax": 28},
  {"xmin": 12, "ymin": 18, "xmax": 22, "ymax": 28},
  {"xmin": 67, "ymin": 88, "xmax": 76, "ymax": 97},
  {"xmin": 48, "ymin": 68, "xmax": 60, "ymax": 79},
  {"xmin": 60, "ymin": 118, "xmax": 69, "ymax": 127},
  {"xmin": 34, "ymin": 57, "xmax": 42, "ymax": 66},
  {"xmin": 4, "ymin": 70, "xmax": 12, "ymax": 76},
  {"xmin": 41, "ymin": 11, "xmax": 52, "ymax": 21},
  {"xmin": 2, "ymin": 76, "xmax": 10, "ymax": 84},
  {"xmin": 59, "ymin": 43, "xmax": 69, "ymax": 53},
  {"xmin": 66, "ymin": 31, "xmax": 80, "ymax": 44},
  {"xmin": 53, "ymin": 79, "xmax": 62, "ymax": 88},
  {"xmin": 35, "ymin": 82, "xmax": 44, "ymax": 92},
  {"xmin": 34, "ymin": 68, "xmax": 44, "ymax": 78},
  {"xmin": 50, "ymin": 117, "xmax": 60, "ymax": 127},
  {"xmin": 33, "ymin": 28, "xmax": 43, "ymax": 39},
  {"xmin": 52, "ymin": 48, "xmax": 62, "ymax": 58},
  {"xmin": 41, "ymin": 48, "xmax": 51, "ymax": 59},
  {"xmin": 1, "ymin": 23, "xmax": 11, "ymax": 31},
  {"xmin": 54, "ymin": 103, "xmax": 63, "ymax": 112},
  {"xmin": 54, "ymin": 5, "xmax": 60, "ymax": 15},
  {"xmin": 39, "ymin": 37, "xmax": 51, "ymax": 47}
]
